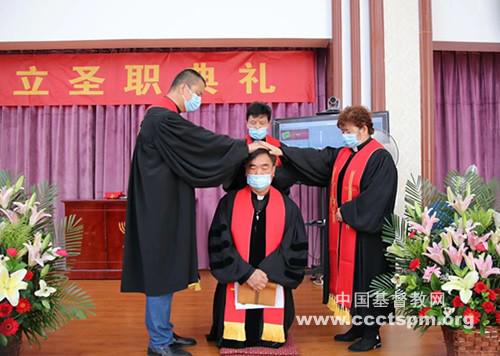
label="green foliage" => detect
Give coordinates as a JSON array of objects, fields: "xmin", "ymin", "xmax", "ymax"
[
  {"xmin": 0, "ymin": 170, "xmax": 94, "ymax": 347},
  {"xmin": 404, "ymin": 175, "xmax": 445, "ymax": 219},
  {"xmin": 371, "ymin": 167, "xmax": 499, "ymax": 333},
  {"xmin": 464, "ymin": 207, "xmax": 494, "ymax": 235},
  {"xmin": 444, "ymin": 169, "xmax": 497, "ymax": 210},
  {"xmin": 0, "ymin": 222, "xmax": 32, "ymax": 250},
  {"xmin": 369, "ymin": 273, "xmax": 395, "ymax": 299},
  {"xmin": 54, "ymin": 215, "xmax": 83, "ymax": 271}
]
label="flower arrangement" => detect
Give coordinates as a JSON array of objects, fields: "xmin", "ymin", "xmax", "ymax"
[
  {"xmin": 371, "ymin": 167, "xmax": 499, "ymax": 333},
  {"xmin": 0, "ymin": 172, "xmax": 93, "ymax": 348}
]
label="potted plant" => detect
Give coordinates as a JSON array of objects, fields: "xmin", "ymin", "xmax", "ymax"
[
  {"xmin": 0, "ymin": 171, "xmax": 93, "ymax": 354},
  {"xmin": 371, "ymin": 167, "xmax": 499, "ymax": 355}
]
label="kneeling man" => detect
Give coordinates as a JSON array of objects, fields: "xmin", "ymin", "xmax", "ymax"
[{"xmin": 207, "ymin": 149, "xmax": 308, "ymax": 348}]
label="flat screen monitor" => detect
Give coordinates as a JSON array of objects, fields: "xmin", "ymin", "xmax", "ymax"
[{"xmin": 272, "ymin": 111, "xmax": 390, "ymax": 149}]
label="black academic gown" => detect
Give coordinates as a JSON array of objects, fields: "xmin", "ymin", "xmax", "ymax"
[
  {"xmin": 207, "ymin": 190, "xmax": 308, "ymax": 348},
  {"xmin": 281, "ymin": 139, "xmax": 397, "ymax": 319},
  {"xmin": 121, "ymin": 106, "xmax": 248, "ymax": 296}
]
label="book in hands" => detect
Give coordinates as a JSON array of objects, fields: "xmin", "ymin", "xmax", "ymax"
[{"xmin": 237, "ymin": 282, "xmax": 278, "ymax": 306}]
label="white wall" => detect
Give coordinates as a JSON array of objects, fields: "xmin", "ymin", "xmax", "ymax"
[
  {"xmin": 384, "ymin": 0, "xmax": 422, "ymax": 215},
  {"xmin": 0, "ymin": 0, "xmax": 331, "ymax": 42},
  {"xmin": 432, "ymin": 0, "xmax": 500, "ymax": 43}
]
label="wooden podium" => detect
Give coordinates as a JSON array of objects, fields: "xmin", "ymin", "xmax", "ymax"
[{"xmin": 63, "ymin": 199, "xmax": 127, "ymax": 279}]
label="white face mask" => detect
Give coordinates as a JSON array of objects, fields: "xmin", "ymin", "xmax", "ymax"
[
  {"xmin": 248, "ymin": 127, "xmax": 268, "ymax": 140},
  {"xmin": 184, "ymin": 86, "xmax": 202, "ymax": 112},
  {"xmin": 246, "ymin": 174, "xmax": 272, "ymax": 190},
  {"xmin": 342, "ymin": 133, "xmax": 360, "ymax": 148}
]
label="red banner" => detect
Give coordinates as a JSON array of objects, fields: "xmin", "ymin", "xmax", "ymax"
[{"xmin": 0, "ymin": 51, "xmax": 316, "ymax": 106}]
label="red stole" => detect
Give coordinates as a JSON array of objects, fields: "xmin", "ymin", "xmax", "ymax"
[
  {"xmin": 223, "ymin": 186, "xmax": 286, "ymax": 343},
  {"xmin": 245, "ymin": 134, "xmax": 282, "ymax": 167},
  {"xmin": 146, "ymin": 96, "xmax": 180, "ymax": 113},
  {"xmin": 327, "ymin": 139, "xmax": 384, "ymax": 318}
]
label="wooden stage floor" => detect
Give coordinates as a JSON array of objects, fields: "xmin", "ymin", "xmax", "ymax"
[{"xmin": 23, "ymin": 271, "xmax": 448, "ymax": 355}]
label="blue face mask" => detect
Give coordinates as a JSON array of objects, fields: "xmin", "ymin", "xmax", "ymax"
[
  {"xmin": 184, "ymin": 87, "xmax": 202, "ymax": 112},
  {"xmin": 247, "ymin": 174, "xmax": 272, "ymax": 190},
  {"xmin": 342, "ymin": 133, "xmax": 360, "ymax": 148},
  {"xmin": 248, "ymin": 127, "xmax": 268, "ymax": 140}
]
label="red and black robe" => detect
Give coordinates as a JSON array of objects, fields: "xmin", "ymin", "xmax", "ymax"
[
  {"xmin": 207, "ymin": 187, "xmax": 308, "ymax": 348},
  {"xmin": 280, "ymin": 138, "xmax": 397, "ymax": 320}
]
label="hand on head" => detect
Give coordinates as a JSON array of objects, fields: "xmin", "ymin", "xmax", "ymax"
[
  {"xmin": 247, "ymin": 140, "xmax": 269, "ymax": 153},
  {"xmin": 257, "ymin": 141, "xmax": 283, "ymax": 156},
  {"xmin": 247, "ymin": 140, "xmax": 283, "ymax": 156}
]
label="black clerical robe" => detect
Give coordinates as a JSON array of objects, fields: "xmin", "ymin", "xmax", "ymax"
[
  {"xmin": 207, "ymin": 188, "xmax": 308, "ymax": 348},
  {"xmin": 281, "ymin": 138, "xmax": 397, "ymax": 319},
  {"xmin": 121, "ymin": 97, "xmax": 248, "ymax": 296}
]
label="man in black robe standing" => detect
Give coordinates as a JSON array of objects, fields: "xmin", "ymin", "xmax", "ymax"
[
  {"xmin": 120, "ymin": 69, "xmax": 264, "ymax": 356},
  {"xmin": 261, "ymin": 106, "xmax": 397, "ymax": 352},
  {"xmin": 207, "ymin": 149, "xmax": 308, "ymax": 348},
  {"xmin": 223, "ymin": 101, "xmax": 295, "ymax": 194}
]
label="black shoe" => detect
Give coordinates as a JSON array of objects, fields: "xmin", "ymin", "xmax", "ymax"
[
  {"xmin": 347, "ymin": 334, "xmax": 382, "ymax": 352},
  {"xmin": 172, "ymin": 333, "xmax": 197, "ymax": 347},
  {"xmin": 147, "ymin": 345, "xmax": 192, "ymax": 356},
  {"xmin": 334, "ymin": 325, "xmax": 364, "ymax": 342}
]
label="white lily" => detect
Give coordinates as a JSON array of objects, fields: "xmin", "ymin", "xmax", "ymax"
[
  {"xmin": 0, "ymin": 256, "xmax": 10, "ymax": 266},
  {"xmin": 28, "ymin": 205, "xmax": 51, "ymax": 226},
  {"xmin": 441, "ymin": 271, "xmax": 479, "ymax": 304},
  {"xmin": 0, "ymin": 187, "xmax": 14, "ymax": 209},
  {"xmin": 34, "ymin": 280, "xmax": 56, "ymax": 297},
  {"xmin": 494, "ymin": 211, "xmax": 500, "ymax": 229},
  {"xmin": 391, "ymin": 273, "xmax": 406, "ymax": 287},
  {"xmin": 463, "ymin": 251, "xmax": 476, "ymax": 271},
  {"xmin": 13, "ymin": 196, "xmax": 38, "ymax": 215},
  {"xmin": 23, "ymin": 232, "xmax": 57, "ymax": 267},
  {"xmin": 447, "ymin": 189, "xmax": 475, "ymax": 215},
  {"xmin": 0, "ymin": 265, "xmax": 28, "ymax": 306}
]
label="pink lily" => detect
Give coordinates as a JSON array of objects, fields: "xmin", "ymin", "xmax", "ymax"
[
  {"xmin": 23, "ymin": 232, "xmax": 56, "ymax": 267},
  {"xmin": 0, "ymin": 209, "xmax": 19, "ymax": 224},
  {"xmin": 474, "ymin": 255, "xmax": 500, "ymax": 278},
  {"xmin": 445, "ymin": 243, "xmax": 467, "ymax": 266},
  {"xmin": 408, "ymin": 207, "xmax": 439, "ymax": 236},
  {"xmin": 496, "ymin": 243, "xmax": 500, "ymax": 256},
  {"xmin": 423, "ymin": 265, "xmax": 442, "ymax": 282},
  {"xmin": 467, "ymin": 232, "xmax": 491, "ymax": 252},
  {"xmin": 447, "ymin": 187, "xmax": 474, "ymax": 215},
  {"xmin": 28, "ymin": 206, "xmax": 51, "ymax": 226},
  {"xmin": 0, "ymin": 187, "xmax": 14, "ymax": 209},
  {"xmin": 423, "ymin": 242, "xmax": 446, "ymax": 265}
]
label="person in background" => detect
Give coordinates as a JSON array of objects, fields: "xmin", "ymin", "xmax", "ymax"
[{"xmin": 224, "ymin": 102, "xmax": 295, "ymax": 194}]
